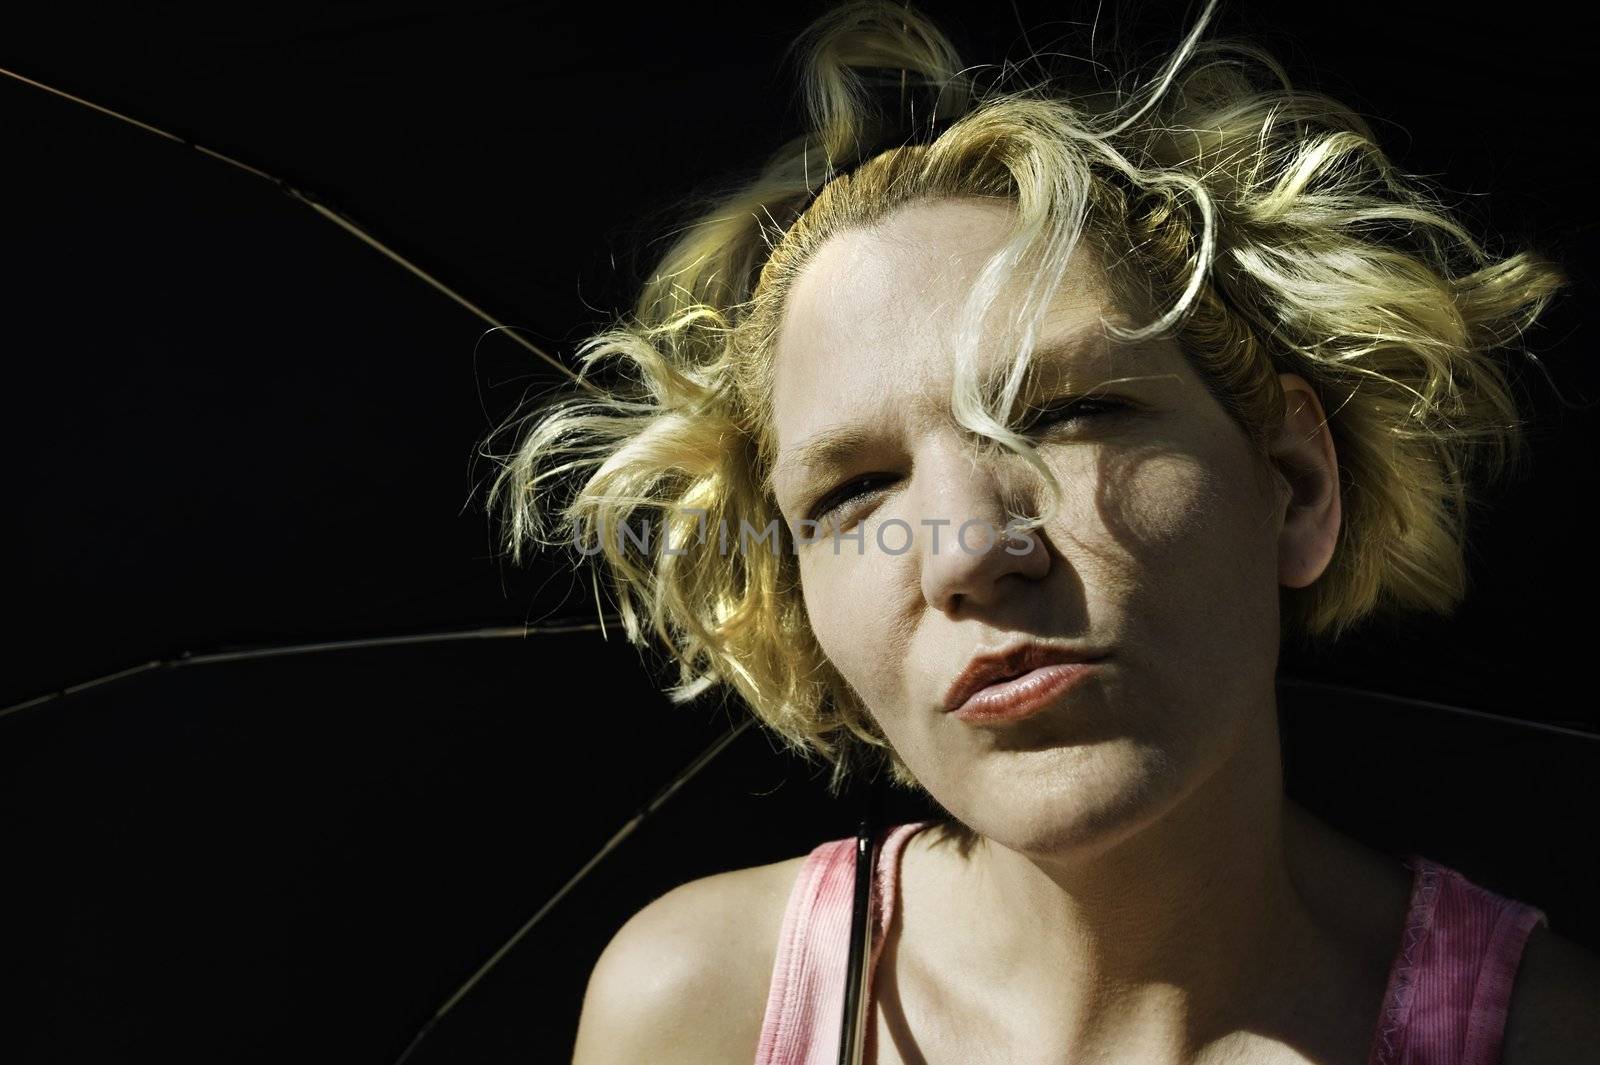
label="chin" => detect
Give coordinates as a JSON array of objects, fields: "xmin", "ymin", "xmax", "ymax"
[{"xmin": 944, "ymin": 741, "xmax": 1188, "ymax": 861}]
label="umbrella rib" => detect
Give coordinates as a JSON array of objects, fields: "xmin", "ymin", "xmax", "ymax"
[
  {"xmin": 388, "ymin": 716, "xmax": 756, "ymax": 1065},
  {"xmin": 5, "ymin": 647, "xmax": 1597, "ymax": 743},
  {"xmin": 0, "ymin": 617, "xmax": 625, "ymax": 722},
  {"xmin": 1275, "ymin": 676, "xmax": 1600, "ymax": 743},
  {"xmin": 0, "ymin": 63, "xmax": 602, "ymax": 395}
]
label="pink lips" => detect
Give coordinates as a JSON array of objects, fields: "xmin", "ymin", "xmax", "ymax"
[
  {"xmin": 948, "ymin": 662, "xmax": 1099, "ymax": 724},
  {"xmin": 943, "ymin": 641, "xmax": 1106, "ymax": 724}
]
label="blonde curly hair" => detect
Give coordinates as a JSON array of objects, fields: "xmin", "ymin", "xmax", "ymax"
[{"xmin": 481, "ymin": 0, "xmax": 1565, "ymax": 795}]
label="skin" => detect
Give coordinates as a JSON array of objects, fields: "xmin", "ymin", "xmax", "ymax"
[
  {"xmin": 763, "ymin": 195, "xmax": 1398, "ymax": 1064},
  {"xmin": 571, "ymin": 195, "xmax": 1600, "ymax": 1064}
]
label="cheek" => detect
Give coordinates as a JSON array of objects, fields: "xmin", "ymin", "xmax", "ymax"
[
  {"xmin": 1112, "ymin": 450, "xmax": 1244, "ymax": 567},
  {"xmin": 1092, "ymin": 437, "xmax": 1282, "ymax": 696},
  {"xmin": 798, "ymin": 548, "xmax": 920, "ymax": 741},
  {"xmin": 800, "ymin": 558, "xmax": 877, "ymax": 693},
  {"xmin": 1078, "ymin": 399, "xmax": 1270, "ymax": 575},
  {"xmin": 1042, "ymin": 441, "xmax": 1246, "ymax": 597}
]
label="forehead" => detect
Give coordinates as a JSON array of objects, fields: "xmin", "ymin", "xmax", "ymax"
[{"xmin": 768, "ymin": 197, "xmax": 1118, "ymax": 495}]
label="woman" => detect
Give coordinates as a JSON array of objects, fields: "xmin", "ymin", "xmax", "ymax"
[{"xmin": 487, "ymin": 2, "xmax": 1600, "ymax": 1061}]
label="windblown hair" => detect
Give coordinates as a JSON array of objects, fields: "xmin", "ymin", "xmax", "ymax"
[{"xmin": 482, "ymin": 0, "xmax": 1564, "ymax": 794}]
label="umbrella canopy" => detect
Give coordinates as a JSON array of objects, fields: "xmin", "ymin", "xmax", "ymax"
[{"xmin": 3, "ymin": 1, "xmax": 1597, "ymax": 1061}]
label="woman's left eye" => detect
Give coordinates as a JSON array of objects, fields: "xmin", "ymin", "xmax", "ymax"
[{"xmin": 1019, "ymin": 394, "xmax": 1128, "ymax": 434}]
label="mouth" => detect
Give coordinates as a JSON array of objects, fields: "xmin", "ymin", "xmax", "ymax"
[
  {"xmin": 943, "ymin": 641, "xmax": 1108, "ymax": 724},
  {"xmin": 948, "ymin": 662, "xmax": 1102, "ymax": 724}
]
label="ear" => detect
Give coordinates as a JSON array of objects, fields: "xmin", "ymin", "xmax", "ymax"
[{"xmin": 1269, "ymin": 373, "xmax": 1341, "ymax": 589}]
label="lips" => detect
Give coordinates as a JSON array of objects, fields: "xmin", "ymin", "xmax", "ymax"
[{"xmin": 942, "ymin": 640, "xmax": 1106, "ymax": 716}]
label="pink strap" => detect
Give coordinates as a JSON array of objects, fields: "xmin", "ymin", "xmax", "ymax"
[
  {"xmin": 759, "ymin": 836, "xmax": 1546, "ymax": 1065},
  {"xmin": 754, "ymin": 822, "xmax": 930, "ymax": 1065},
  {"xmin": 1368, "ymin": 854, "xmax": 1549, "ymax": 1065}
]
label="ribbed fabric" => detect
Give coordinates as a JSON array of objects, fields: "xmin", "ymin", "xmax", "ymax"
[
  {"xmin": 754, "ymin": 824, "xmax": 1549, "ymax": 1065},
  {"xmin": 754, "ymin": 821, "xmax": 926, "ymax": 1065},
  {"xmin": 1367, "ymin": 853, "xmax": 1549, "ymax": 1065}
]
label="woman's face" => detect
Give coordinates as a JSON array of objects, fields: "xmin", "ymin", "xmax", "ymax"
[{"xmin": 767, "ymin": 196, "xmax": 1337, "ymax": 856}]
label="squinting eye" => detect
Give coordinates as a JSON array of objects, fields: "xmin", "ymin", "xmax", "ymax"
[
  {"xmin": 806, "ymin": 474, "xmax": 896, "ymax": 525},
  {"xmin": 1019, "ymin": 395, "xmax": 1128, "ymax": 434},
  {"xmin": 802, "ymin": 396, "xmax": 1130, "ymax": 526}
]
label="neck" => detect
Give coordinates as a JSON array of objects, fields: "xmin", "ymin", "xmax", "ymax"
[{"xmin": 916, "ymin": 705, "xmax": 1362, "ymax": 1063}]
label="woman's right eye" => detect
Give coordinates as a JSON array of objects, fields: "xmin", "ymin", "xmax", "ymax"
[{"xmin": 807, "ymin": 474, "xmax": 896, "ymax": 524}]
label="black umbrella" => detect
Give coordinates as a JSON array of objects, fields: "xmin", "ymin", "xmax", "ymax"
[{"xmin": 4, "ymin": 2, "xmax": 1598, "ymax": 1062}]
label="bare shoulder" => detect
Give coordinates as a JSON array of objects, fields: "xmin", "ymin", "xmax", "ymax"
[
  {"xmin": 1501, "ymin": 924, "xmax": 1600, "ymax": 1065},
  {"xmin": 570, "ymin": 852, "xmax": 808, "ymax": 1065}
]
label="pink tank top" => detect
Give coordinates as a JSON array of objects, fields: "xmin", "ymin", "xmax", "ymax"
[{"xmin": 754, "ymin": 821, "xmax": 1549, "ymax": 1065}]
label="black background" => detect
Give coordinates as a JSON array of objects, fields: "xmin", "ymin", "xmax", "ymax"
[{"xmin": 3, "ymin": 2, "xmax": 1597, "ymax": 1062}]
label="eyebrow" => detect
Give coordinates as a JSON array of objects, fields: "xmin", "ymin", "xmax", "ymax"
[
  {"xmin": 766, "ymin": 423, "xmax": 876, "ymax": 501},
  {"xmin": 766, "ymin": 331, "xmax": 1106, "ymax": 501}
]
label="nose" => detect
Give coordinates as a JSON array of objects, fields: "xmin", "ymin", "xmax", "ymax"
[{"xmin": 914, "ymin": 437, "xmax": 1052, "ymax": 616}]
